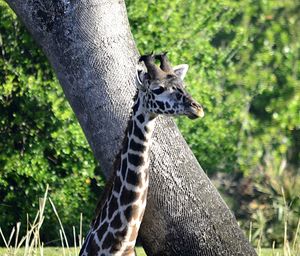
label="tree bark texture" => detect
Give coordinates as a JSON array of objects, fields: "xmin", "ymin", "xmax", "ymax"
[{"xmin": 5, "ymin": 0, "xmax": 256, "ymax": 255}]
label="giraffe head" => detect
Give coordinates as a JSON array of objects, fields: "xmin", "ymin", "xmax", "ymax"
[{"xmin": 136, "ymin": 53, "xmax": 204, "ymax": 119}]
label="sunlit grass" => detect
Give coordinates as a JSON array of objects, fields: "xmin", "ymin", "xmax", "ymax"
[{"xmin": 0, "ymin": 247, "xmax": 75, "ymax": 256}]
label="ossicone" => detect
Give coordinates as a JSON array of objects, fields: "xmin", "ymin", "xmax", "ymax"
[
  {"xmin": 139, "ymin": 51, "xmax": 154, "ymax": 63},
  {"xmin": 154, "ymin": 52, "xmax": 174, "ymax": 75},
  {"xmin": 139, "ymin": 52, "xmax": 166, "ymax": 80}
]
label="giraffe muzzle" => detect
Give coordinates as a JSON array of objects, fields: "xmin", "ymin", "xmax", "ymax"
[{"xmin": 186, "ymin": 101, "xmax": 204, "ymax": 119}]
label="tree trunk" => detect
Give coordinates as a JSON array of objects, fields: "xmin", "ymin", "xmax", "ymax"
[{"xmin": 5, "ymin": 0, "xmax": 256, "ymax": 255}]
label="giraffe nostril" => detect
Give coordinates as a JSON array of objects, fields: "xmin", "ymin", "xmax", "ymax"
[
  {"xmin": 191, "ymin": 101, "xmax": 202, "ymax": 110},
  {"xmin": 187, "ymin": 100, "xmax": 204, "ymax": 118}
]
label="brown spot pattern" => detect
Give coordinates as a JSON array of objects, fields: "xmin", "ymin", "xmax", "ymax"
[
  {"xmin": 126, "ymin": 169, "xmax": 141, "ymax": 186},
  {"xmin": 110, "ymin": 213, "xmax": 122, "ymax": 229},
  {"xmin": 102, "ymin": 232, "xmax": 115, "ymax": 249},
  {"xmin": 120, "ymin": 187, "xmax": 138, "ymax": 205},
  {"xmin": 96, "ymin": 222, "xmax": 108, "ymax": 240},
  {"xmin": 113, "ymin": 176, "xmax": 122, "ymax": 193},
  {"xmin": 108, "ymin": 195, "xmax": 118, "ymax": 219}
]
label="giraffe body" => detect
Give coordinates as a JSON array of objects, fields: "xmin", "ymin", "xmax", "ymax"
[{"xmin": 80, "ymin": 53, "xmax": 204, "ymax": 256}]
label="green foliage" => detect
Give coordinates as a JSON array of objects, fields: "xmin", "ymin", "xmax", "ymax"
[
  {"xmin": 127, "ymin": 0, "xmax": 300, "ymax": 174},
  {"xmin": 245, "ymin": 165, "xmax": 300, "ymax": 248},
  {"xmin": 0, "ymin": 1, "xmax": 101, "ymax": 244}
]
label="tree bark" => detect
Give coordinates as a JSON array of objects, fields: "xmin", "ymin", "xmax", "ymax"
[{"xmin": 5, "ymin": 0, "xmax": 256, "ymax": 255}]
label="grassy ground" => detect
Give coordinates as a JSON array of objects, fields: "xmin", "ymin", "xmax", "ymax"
[
  {"xmin": 0, "ymin": 188, "xmax": 297, "ymax": 256},
  {"xmin": 0, "ymin": 247, "xmax": 146, "ymax": 256},
  {"xmin": 0, "ymin": 247, "xmax": 286, "ymax": 256}
]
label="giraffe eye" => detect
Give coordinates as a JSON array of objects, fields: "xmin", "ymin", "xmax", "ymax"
[
  {"xmin": 175, "ymin": 93, "xmax": 182, "ymax": 100},
  {"xmin": 152, "ymin": 87, "xmax": 165, "ymax": 95}
]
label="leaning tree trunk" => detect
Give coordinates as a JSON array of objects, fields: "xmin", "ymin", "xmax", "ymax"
[{"xmin": 5, "ymin": 0, "xmax": 256, "ymax": 255}]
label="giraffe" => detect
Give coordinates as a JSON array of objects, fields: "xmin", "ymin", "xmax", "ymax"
[{"xmin": 79, "ymin": 53, "xmax": 204, "ymax": 256}]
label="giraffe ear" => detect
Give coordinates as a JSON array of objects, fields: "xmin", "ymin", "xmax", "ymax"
[
  {"xmin": 173, "ymin": 64, "xmax": 189, "ymax": 80},
  {"xmin": 135, "ymin": 67, "xmax": 148, "ymax": 91},
  {"xmin": 136, "ymin": 69, "xmax": 144, "ymax": 86}
]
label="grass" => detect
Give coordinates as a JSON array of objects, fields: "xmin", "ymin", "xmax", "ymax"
[
  {"xmin": 0, "ymin": 185, "xmax": 299, "ymax": 256},
  {"xmin": 0, "ymin": 247, "xmax": 288, "ymax": 256},
  {"xmin": 0, "ymin": 247, "xmax": 74, "ymax": 256}
]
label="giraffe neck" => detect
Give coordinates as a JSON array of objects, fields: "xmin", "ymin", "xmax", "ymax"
[{"xmin": 80, "ymin": 92, "xmax": 156, "ymax": 256}]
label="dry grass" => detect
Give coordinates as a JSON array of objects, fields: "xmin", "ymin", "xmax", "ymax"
[
  {"xmin": 252, "ymin": 188, "xmax": 300, "ymax": 256},
  {"xmin": 0, "ymin": 185, "xmax": 82, "ymax": 256}
]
